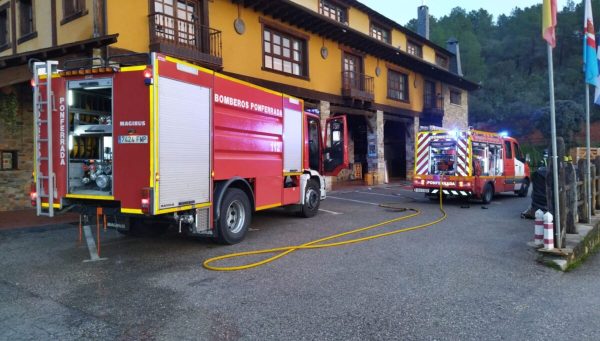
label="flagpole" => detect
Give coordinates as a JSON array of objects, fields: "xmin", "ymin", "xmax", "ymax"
[
  {"xmin": 586, "ymin": 84, "xmax": 592, "ymax": 222},
  {"xmin": 548, "ymin": 43, "xmax": 562, "ymax": 249}
]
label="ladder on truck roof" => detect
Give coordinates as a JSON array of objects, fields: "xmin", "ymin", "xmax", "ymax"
[{"xmin": 32, "ymin": 61, "xmax": 59, "ymax": 217}]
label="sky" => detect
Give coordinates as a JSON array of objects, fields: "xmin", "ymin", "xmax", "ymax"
[{"xmin": 359, "ymin": 0, "xmax": 569, "ymax": 26}]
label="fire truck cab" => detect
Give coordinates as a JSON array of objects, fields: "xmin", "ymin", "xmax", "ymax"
[
  {"xmin": 413, "ymin": 128, "xmax": 530, "ymax": 203},
  {"xmin": 30, "ymin": 53, "xmax": 348, "ymax": 244}
]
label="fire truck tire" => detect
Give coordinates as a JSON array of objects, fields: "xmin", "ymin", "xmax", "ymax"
[
  {"xmin": 482, "ymin": 183, "xmax": 494, "ymax": 204},
  {"xmin": 300, "ymin": 180, "xmax": 320, "ymax": 218},
  {"xmin": 516, "ymin": 179, "xmax": 530, "ymax": 197},
  {"xmin": 216, "ymin": 188, "xmax": 251, "ymax": 245}
]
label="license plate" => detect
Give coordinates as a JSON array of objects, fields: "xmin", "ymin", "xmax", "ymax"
[
  {"xmin": 118, "ymin": 135, "xmax": 148, "ymax": 144},
  {"xmin": 414, "ymin": 188, "xmax": 429, "ymax": 193}
]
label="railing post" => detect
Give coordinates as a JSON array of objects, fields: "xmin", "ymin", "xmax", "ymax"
[
  {"xmin": 578, "ymin": 158, "xmax": 589, "ymax": 223},
  {"xmin": 595, "ymin": 157, "xmax": 600, "ymax": 211}
]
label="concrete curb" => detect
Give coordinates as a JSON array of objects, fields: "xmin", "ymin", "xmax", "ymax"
[{"xmin": 536, "ymin": 217, "xmax": 600, "ymax": 271}]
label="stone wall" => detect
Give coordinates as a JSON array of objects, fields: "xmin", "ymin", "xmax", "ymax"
[
  {"xmin": 405, "ymin": 116, "xmax": 419, "ymax": 180},
  {"xmin": 0, "ymin": 86, "xmax": 34, "ymax": 211},
  {"xmin": 442, "ymin": 85, "xmax": 469, "ymax": 130}
]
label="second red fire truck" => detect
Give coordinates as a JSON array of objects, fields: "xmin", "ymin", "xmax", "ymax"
[
  {"xmin": 30, "ymin": 53, "xmax": 348, "ymax": 244},
  {"xmin": 412, "ymin": 128, "xmax": 530, "ymax": 203}
]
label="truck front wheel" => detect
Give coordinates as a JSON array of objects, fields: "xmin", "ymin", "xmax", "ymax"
[
  {"xmin": 516, "ymin": 179, "xmax": 530, "ymax": 197},
  {"xmin": 300, "ymin": 180, "xmax": 320, "ymax": 218},
  {"xmin": 216, "ymin": 188, "xmax": 251, "ymax": 244},
  {"xmin": 482, "ymin": 183, "xmax": 494, "ymax": 204}
]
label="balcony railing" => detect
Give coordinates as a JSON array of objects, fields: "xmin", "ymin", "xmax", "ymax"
[
  {"xmin": 149, "ymin": 12, "xmax": 222, "ymax": 69},
  {"xmin": 341, "ymin": 71, "xmax": 374, "ymax": 101},
  {"xmin": 423, "ymin": 95, "xmax": 444, "ymax": 116}
]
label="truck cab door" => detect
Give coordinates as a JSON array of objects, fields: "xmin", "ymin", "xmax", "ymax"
[{"xmin": 323, "ymin": 116, "xmax": 349, "ymax": 176}]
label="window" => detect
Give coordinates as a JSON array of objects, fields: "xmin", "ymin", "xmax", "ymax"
[
  {"xmin": 435, "ymin": 53, "xmax": 449, "ymax": 69},
  {"xmin": 407, "ymin": 40, "xmax": 422, "ymax": 58},
  {"xmin": 319, "ymin": 0, "xmax": 347, "ymax": 24},
  {"xmin": 154, "ymin": 0, "xmax": 199, "ymax": 46},
  {"xmin": 18, "ymin": 0, "xmax": 35, "ymax": 42},
  {"xmin": 263, "ymin": 27, "xmax": 306, "ymax": 77},
  {"xmin": 514, "ymin": 142, "xmax": 525, "ymax": 162},
  {"xmin": 1, "ymin": 151, "xmax": 18, "ymax": 171},
  {"xmin": 0, "ymin": 4, "xmax": 9, "ymax": 50},
  {"xmin": 450, "ymin": 89, "xmax": 462, "ymax": 105},
  {"xmin": 62, "ymin": 0, "xmax": 86, "ymax": 24},
  {"xmin": 370, "ymin": 22, "xmax": 390, "ymax": 43},
  {"xmin": 504, "ymin": 141, "xmax": 513, "ymax": 159},
  {"xmin": 387, "ymin": 69, "xmax": 408, "ymax": 102},
  {"xmin": 424, "ymin": 80, "xmax": 437, "ymax": 108}
]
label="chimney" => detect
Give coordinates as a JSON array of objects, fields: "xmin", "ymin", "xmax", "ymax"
[
  {"xmin": 417, "ymin": 5, "xmax": 429, "ymax": 39},
  {"xmin": 446, "ymin": 38, "xmax": 463, "ymax": 76}
]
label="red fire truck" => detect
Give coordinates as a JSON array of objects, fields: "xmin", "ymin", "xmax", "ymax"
[
  {"xmin": 412, "ymin": 128, "xmax": 530, "ymax": 203},
  {"xmin": 30, "ymin": 53, "xmax": 348, "ymax": 244}
]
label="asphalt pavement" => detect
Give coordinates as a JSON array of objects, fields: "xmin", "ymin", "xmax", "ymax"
[{"xmin": 1, "ymin": 185, "xmax": 600, "ymax": 340}]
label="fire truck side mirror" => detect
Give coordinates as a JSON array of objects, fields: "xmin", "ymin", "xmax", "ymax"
[{"xmin": 525, "ymin": 154, "xmax": 531, "ymax": 164}]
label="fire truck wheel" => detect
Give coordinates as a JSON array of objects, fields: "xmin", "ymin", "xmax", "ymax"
[
  {"xmin": 517, "ymin": 179, "xmax": 530, "ymax": 197},
  {"xmin": 482, "ymin": 183, "xmax": 494, "ymax": 204},
  {"xmin": 300, "ymin": 180, "xmax": 320, "ymax": 218},
  {"xmin": 216, "ymin": 188, "xmax": 251, "ymax": 244}
]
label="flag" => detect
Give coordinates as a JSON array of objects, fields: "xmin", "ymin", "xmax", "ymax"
[
  {"xmin": 584, "ymin": 0, "xmax": 598, "ymax": 85},
  {"xmin": 543, "ymin": 0, "xmax": 557, "ymax": 47},
  {"xmin": 595, "ymin": 48, "xmax": 600, "ymax": 104}
]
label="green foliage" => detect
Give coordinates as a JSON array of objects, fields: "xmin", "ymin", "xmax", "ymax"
[
  {"xmin": 408, "ymin": 2, "xmax": 598, "ymax": 144},
  {"xmin": 520, "ymin": 144, "xmax": 546, "ymax": 169},
  {"xmin": 0, "ymin": 92, "xmax": 19, "ymax": 130},
  {"xmin": 534, "ymin": 100, "xmax": 584, "ymax": 149}
]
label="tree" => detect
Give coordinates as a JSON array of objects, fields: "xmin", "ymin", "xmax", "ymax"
[{"xmin": 533, "ymin": 100, "xmax": 584, "ymax": 149}]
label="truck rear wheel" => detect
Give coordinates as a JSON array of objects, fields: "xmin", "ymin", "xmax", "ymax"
[
  {"xmin": 300, "ymin": 180, "xmax": 320, "ymax": 218},
  {"xmin": 516, "ymin": 179, "xmax": 530, "ymax": 197},
  {"xmin": 482, "ymin": 183, "xmax": 494, "ymax": 204},
  {"xmin": 216, "ymin": 188, "xmax": 251, "ymax": 244}
]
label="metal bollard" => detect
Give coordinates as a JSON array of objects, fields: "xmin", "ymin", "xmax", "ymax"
[
  {"xmin": 535, "ymin": 209, "xmax": 544, "ymax": 246},
  {"xmin": 543, "ymin": 212, "xmax": 554, "ymax": 250}
]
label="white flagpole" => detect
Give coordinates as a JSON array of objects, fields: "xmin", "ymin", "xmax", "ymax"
[
  {"xmin": 548, "ymin": 43, "xmax": 562, "ymax": 249},
  {"xmin": 586, "ymin": 84, "xmax": 592, "ymax": 222}
]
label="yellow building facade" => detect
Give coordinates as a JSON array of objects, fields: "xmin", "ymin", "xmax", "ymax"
[{"xmin": 0, "ymin": 0, "xmax": 477, "ymax": 210}]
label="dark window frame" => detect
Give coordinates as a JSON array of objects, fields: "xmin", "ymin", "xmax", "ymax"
[
  {"xmin": 0, "ymin": 150, "xmax": 18, "ymax": 171},
  {"xmin": 369, "ymin": 20, "xmax": 390, "ymax": 44},
  {"xmin": 318, "ymin": 0, "xmax": 347, "ymax": 24},
  {"xmin": 0, "ymin": 3, "xmax": 10, "ymax": 51},
  {"xmin": 261, "ymin": 20, "xmax": 309, "ymax": 80},
  {"xmin": 61, "ymin": 0, "xmax": 88, "ymax": 25},
  {"xmin": 435, "ymin": 53, "xmax": 449, "ymax": 69},
  {"xmin": 153, "ymin": 0, "xmax": 202, "ymax": 47},
  {"xmin": 514, "ymin": 142, "xmax": 525, "ymax": 163},
  {"xmin": 17, "ymin": 0, "xmax": 36, "ymax": 44},
  {"xmin": 449, "ymin": 88, "xmax": 462, "ymax": 105},
  {"xmin": 407, "ymin": 40, "xmax": 423, "ymax": 58},
  {"xmin": 504, "ymin": 141, "xmax": 513, "ymax": 159},
  {"xmin": 387, "ymin": 69, "xmax": 409, "ymax": 102}
]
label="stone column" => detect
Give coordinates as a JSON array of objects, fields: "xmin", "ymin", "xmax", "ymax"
[
  {"xmin": 319, "ymin": 100, "xmax": 333, "ymax": 191},
  {"xmin": 367, "ymin": 110, "xmax": 385, "ymax": 184},
  {"xmin": 406, "ymin": 116, "xmax": 419, "ymax": 180}
]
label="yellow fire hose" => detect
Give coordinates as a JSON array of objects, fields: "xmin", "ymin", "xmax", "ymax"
[{"xmin": 203, "ymin": 181, "xmax": 446, "ymax": 271}]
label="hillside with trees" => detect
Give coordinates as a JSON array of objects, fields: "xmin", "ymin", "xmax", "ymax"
[{"xmin": 407, "ymin": 0, "xmax": 598, "ymax": 148}]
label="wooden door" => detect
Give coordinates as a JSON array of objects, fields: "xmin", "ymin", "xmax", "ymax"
[{"xmin": 343, "ymin": 52, "xmax": 362, "ymax": 90}]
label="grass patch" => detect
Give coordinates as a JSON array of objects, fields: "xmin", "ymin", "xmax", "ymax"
[{"xmin": 566, "ymin": 240, "xmax": 600, "ymax": 272}]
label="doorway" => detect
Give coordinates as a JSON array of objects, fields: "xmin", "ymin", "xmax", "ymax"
[{"xmin": 384, "ymin": 120, "xmax": 407, "ymax": 179}]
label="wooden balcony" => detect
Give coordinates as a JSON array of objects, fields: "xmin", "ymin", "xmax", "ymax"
[
  {"xmin": 148, "ymin": 12, "xmax": 222, "ymax": 70},
  {"xmin": 341, "ymin": 71, "xmax": 374, "ymax": 102},
  {"xmin": 423, "ymin": 96, "xmax": 444, "ymax": 116}
]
